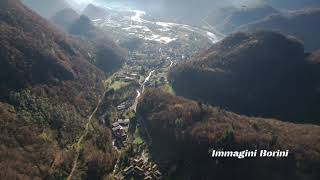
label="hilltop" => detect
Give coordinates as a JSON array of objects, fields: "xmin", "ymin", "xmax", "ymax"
[
  {"xmin": 82, "ymin": 3, "xmax": 110, "ymax": 20},
  {"xmin": 137, "ymin": 90, "xmax": 320, "ymax": 180},
  {"xmin": 51, "ymin": 8, "xmax": 80, "ymax": 32},
  {"xmin": 169, "ymin": 31, "xmax": 320, "ymax": 124}
]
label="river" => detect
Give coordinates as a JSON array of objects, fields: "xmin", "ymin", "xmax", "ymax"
[
  {"xmin": 90, "ymin": 2, "xmax": 222, "ymax": 111},
  {"xmin": 91, "ymin": 3, "xmax": 222, "ymax": 44}
]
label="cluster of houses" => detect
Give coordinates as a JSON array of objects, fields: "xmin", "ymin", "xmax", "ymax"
[
  {"xmin": 117, "ymin": 101, "xmax": 132, "ymax": 111},
  {"xmin": 112, "ymin": 119, "xmax": 130, "ymax": 149},
  {"xmin": 122, "ymin": 157, "xmax": 163, "ymax": 180}
]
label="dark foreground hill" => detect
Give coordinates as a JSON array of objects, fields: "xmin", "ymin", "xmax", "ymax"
[
  {"xmin": 169, "ymin": 31, "xmax": 320, "ymax": 124},
  {"xmin": 238, "ymin": 8, "xmax": 320, "ymax": 51},
  {"xmin": 137, "ymin": 90, "xmax": 320, "ymax": 180},
  {"xmin": 0, "ymin": 0, "xmax": 122, "ymax": 179}
]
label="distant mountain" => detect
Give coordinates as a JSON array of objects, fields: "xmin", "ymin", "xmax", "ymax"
[
  {"xmin": 82, "ymin": 3, "xmax": 109, "ymax": 20},
  {"xmin": 207, "ymin": 5, "xmax": 279, "ymax": 34},
  {"xmin": 21, "ymin": 0, "xmax": 70, "ymax": 18},
  {"xmin": 169, "ymin": 31, "xmax": 320, "ymax": 124},
  {"xmin": 82, "ymin": 28, "xmax": 126, "ymax": 74},
  {"xmin": 137, "ymin": 89, "xmax": 320, "ymax": 180},
  {"xmin": 51, "ymin": 9, "xmax": 126, "ymax": 74},
  {"xmin": 69, "ymin": 15, "xmax": 95, "ymax": 35},
  {"xmin": 0, "ymin": 0, "xmax": 122, "ymax": 178},
  {"xmin": 238, "ymin": 8, "xmax": 320, "ymax": 51},
  {"xmin": 51, "ymin": 8, "xmax": 80, "ymax": 32},
  {"xmin": 265, "ymin": 0, "xmax": 320, "ymax": 10}
]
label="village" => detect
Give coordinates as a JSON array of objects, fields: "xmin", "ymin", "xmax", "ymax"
[
  {"xmin": 96, "ymin": 44, "xmax": 175, "ymax": 180},
  {"xmin": 106, "ymin": 77, "xmax": 165, "ymax": 180},
  {"xmin": 94, "ymin": 12, "xmax": 212, "ymax": 179}
]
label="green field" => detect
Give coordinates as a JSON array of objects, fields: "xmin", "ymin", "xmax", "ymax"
[
  {"xmin": 163, "ymin": 84, "xmax": 175, "ymax": 95},
  {"xmin": 110, "ymin": 81, "xmax": 129, "ymax": 90},
  {"xmin": 133, "ymin": 136, "xmax": 144, "ymax": 145}
]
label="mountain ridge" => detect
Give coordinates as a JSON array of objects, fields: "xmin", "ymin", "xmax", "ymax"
[{"xmin": 237, "ymin": 8, "xmax": 320, "ymax": 51}]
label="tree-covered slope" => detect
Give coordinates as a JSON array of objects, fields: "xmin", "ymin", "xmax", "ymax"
[
  {"xmin": 0, "ymin": 0, "xmax": 122, "ymax": 178},
  {"xmin": 137, "ymin": 89, "xmax": 320, "ymax": 180},
  {"xmin": 169, "ymin": 31, "xmax": 320, "ymax": 124}
]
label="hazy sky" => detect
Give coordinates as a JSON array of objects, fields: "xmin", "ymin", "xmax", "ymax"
[
  {"xmin": 66, "ymin": 0, "xmax": 94, "ymax": 10},
  {"xmin": 66, "ymin": 0, "xmax": 266, "ymax": 8},
  {"xmin": 68, "ymin": 0, "xmax": 93, "ymax": 4}
]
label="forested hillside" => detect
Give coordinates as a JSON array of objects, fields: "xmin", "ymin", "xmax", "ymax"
[
  {"xmin": 137, "ymin": 90, "xmax": 320, "ymax": 180},
  {"xmin": 0, "ymin": 0, "xmax": 123, "ymax": 178},
  {"xmin": 169, "ymin": 31, "xmax": 320, "ymax": 124}
]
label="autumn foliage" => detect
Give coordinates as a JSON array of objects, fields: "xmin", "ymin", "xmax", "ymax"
[
  {"xmin": 0, "ymin": 0, "xmax": 121, "ymax": 178},
  {"xmin": 169, "ymin": 31, "xmax": 320, "ymax": 124},
  {"xmin": 137, "ymin": 89, "xmax": 320, "ymax": 179}
]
